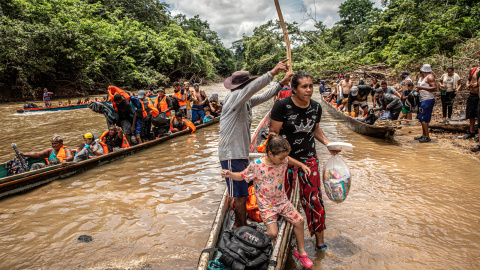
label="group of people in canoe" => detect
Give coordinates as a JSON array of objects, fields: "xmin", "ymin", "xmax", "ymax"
[
  {"xmin": 322, "ymin": 64, "xmax": 480, "ymax": 149},
  {"xmin": 14, "ymin": 82, "xmax": 222, "ymax": 174},
  {"xmin": 219, "ymin": 59, "xmax": 341, "ymax": 268}
]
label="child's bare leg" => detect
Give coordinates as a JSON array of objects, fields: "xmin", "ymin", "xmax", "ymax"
[
  {"xmin": 293, "ymin": 219, "xmax": 307, "ymax": 255},
  {"xmin": 266, "ymin": 222, "xmax": 278, "ymax": 240}
]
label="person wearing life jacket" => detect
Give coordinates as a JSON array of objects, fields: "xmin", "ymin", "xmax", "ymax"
[
  {"xmin": 73, "ymin": 133, "xmax": 104, "ymax": 162},
  {"xmin": 138, "ymin": 90, "xmax": 159, "ymax": 141},
  {"xmin": 129, "ymin": 93, "xmax": 146, "ymax": 144},
  {"xmin": 170, "ymin": 111, "xmax": 196, "ymax": 133},
  {"xmin": 113, "ymin": 94, "xmax": 137, "ymax": 145},
  {"xmin": 20, "ymin": 135, "xmax": 73, "ymax": 170},
  {"xmin": 67, "ymin": 100, "xmax": 72, "ymax": 106},
  {"xmin": 155, "ymin": 88, "xmax": 174, "ymax": 116},
  {"xmin": 43, "ymin": 88, "xmax": 53, "ymax": 107},
  {"xmin": 99, "ymin": 125, "xmax": 130, "ymax": 153},
  {"xmin": 274, "ymin": 86, "xmax": 292, "ymax": 103},
  {"xmin": 171, "ymin": 82, "xmax": 186, "ymax": 116}
]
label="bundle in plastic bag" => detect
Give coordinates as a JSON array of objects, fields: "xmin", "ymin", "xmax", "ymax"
[{"xmin": 322, "ymin": 155, "xmax": 351, "ymax": 203}]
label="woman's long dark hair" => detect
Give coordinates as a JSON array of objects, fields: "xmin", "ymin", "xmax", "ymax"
[{"xmin": 291, "ymin": 71, "xmax": 312, "ymax": 94}]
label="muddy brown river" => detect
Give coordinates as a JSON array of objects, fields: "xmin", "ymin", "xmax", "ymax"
[{"xmin": 0, "ymin": 84, "xmax": 479, "ymax": 269}]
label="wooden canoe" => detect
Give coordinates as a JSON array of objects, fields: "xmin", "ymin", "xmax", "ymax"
[
  {"xmin": 0, "ymin": 117, "xmax": 219, "ymax": 200},
  {"xmin": 197, "ymin": 112, "xmax": 300, "ymax": 270},
  {"xmin": 16, "ymin": 95, "xmax": 158, "ymax": 113},
  {"xmin": 319, "ymin": 97, "xmax": 396, "ymax": 138}
]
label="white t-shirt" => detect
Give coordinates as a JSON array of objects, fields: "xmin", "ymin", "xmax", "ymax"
[{"xmin": 440, "ymin": 73, "xmax": 460, "ymax": 92}]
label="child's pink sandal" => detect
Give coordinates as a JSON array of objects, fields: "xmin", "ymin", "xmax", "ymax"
[{"xmin": 293, "ymin": 250, "xmax": 313, "ymax": 268}]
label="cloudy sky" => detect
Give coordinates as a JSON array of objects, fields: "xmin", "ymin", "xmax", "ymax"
[{"xmin": 164, "ymin": 0, "xmax": 382, "ymax": 47}]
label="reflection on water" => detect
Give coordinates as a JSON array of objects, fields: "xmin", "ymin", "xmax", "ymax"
[{"xmin": 0, "ymin": 85, "xmax": 479, "ymax": 269}]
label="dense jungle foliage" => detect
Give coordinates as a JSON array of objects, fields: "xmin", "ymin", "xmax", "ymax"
[
  {"xmin": 0, "ymin": 0, "xmax": 235, "ymax": 100},
  {"xmin": 234, "ymin": 0, "xmax": 480, "ymax": 79}
]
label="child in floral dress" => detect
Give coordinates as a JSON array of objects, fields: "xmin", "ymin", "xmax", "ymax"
[{"xmin": 222, "ymin": 134, "xmax": 314, "ymax": 268}]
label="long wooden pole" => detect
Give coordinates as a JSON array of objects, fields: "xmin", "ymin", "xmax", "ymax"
[{"xmin": 274, "ymin": 0, "xmax": 293, "ymax": 72}]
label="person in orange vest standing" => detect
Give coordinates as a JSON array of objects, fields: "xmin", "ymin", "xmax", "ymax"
[
  {"xmin": 172, "ymin": 82, "xmax": 186, "ymax": 116},
  {"xmin": 20, "ymin": 135, "xmax": 73, "ymax": 170},
  {"xmin": 155, "ymin": 87, "xmax": 173, "ymax": 116}
]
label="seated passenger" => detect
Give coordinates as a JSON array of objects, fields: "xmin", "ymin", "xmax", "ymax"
[
  {"xmin": 73, "ymin": 133, "xmax": 104, "ymax": 162},
  {"xmin": 170, "ymin": 111, "xmax": 196, "ymax": 133},
  {"xmin": 75, "ymin": 143, "xmax": 85, "ymax": 156},
  {"xmin": 100, "ymin": 125, "xmax": 130, "ymax": 153},
  {"xmin": 206, "ymin": 93, "xmax": 222, "ymax": 117},
  {"xmin": 20, "ymin": 135, "xmax": 73, "ymax": 170},
  {"xmin": 58, "ymin": 101, "xmax": 64, "ymax": 106},
  {"xmin": 67, "ymin": 100, "xmax": 73, "ymax": 106},
  {"xmin": 203, "ymin": 110, "xmax": 214, "ymax": 123}
]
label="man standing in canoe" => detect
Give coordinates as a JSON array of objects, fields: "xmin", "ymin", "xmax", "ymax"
[{"xmin": 219, "ymin": 59, "xmax": 293, "ymax": 229}]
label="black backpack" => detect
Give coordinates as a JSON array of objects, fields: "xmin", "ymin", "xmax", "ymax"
[
  {"xmin": 169, "ymin": 96, "xmax": 180, "ymax": 112},
  {"xmin": 406, "ymin": 90, "xmax": 420, "ymax": 111},
  {"xmin": 203, "ymin": 226, "xmax": 274, "ymax": 270},
  {"xmin": 361, "ymin": 109, "xmax": 378, "ymax": 125}
]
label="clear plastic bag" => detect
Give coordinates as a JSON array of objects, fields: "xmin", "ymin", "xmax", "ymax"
[{"xmin": 323, "ymin": 155, "xmax": 351, "ymax": 203}]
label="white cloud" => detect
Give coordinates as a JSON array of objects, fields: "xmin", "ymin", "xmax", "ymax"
[{"xmin": 164, "ymin": 0, "xmax": 383, "ymax": 47}]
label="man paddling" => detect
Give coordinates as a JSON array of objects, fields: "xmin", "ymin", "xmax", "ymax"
[{"xmin": 219, "ymin": 59, "xmax": 293, "ymax": 229}]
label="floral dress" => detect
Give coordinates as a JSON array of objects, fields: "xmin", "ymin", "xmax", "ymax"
[{"xmin": 241, "ymin": 157, "xmax": 303, "ymax": 225}]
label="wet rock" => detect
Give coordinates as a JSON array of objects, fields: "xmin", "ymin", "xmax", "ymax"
[{"xmin": 78, "ymin": 235, "xmax": 92, "ymax": 243}]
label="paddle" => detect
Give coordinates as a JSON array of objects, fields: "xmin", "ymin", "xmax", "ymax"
[
  {"xmin": 12, "ymin": 143, "xmax": 29, "ymax": 172},
  {"xmin": 274, "ymin": 0, "xmax": 293, "ymax": 73}
]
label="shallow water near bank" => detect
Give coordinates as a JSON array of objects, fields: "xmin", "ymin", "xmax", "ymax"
[{"xmin": 0, "ymin": 84, "xmax": 479, "ymax": 269}]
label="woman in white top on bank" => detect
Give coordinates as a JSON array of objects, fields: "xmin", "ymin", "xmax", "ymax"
[{"xmin": 438, "ymin": 67, "xmax": 462, "ymax": 122}]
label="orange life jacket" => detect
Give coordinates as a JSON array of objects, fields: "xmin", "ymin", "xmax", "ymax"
[
  {"xmin": 108, "ymin": 86, "xmax": 131, "ymax": 111},
  {"xmin": 67, "ymin": 101, "xmax": 72, "ymax": 106},
  {"xmin": 45, "ymin": 146, "xmax": 70, "ymax": 165},
  {"xmin": 155, "ymin": 96, "xmax": 171, "ymax": 116},
  {"xmin": 100, "ymin": 131, "xmax": 131, "ymax": 154},
  {"xmin": 174, "ymin": 91, "xmax": 186, "ymax": 107},
  {"xmin": 246, "ymin": 185, "xmax": 262, "ymax": 222},
  {"xmin": 169, "ymin": 117, "xmax": 196, "ymax": 133},
  {"xmin": 140, "ymin": 98, "xmax": 159, "ymax": 118}
]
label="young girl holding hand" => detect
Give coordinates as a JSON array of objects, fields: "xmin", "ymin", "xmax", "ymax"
[{"xmin": 222, "ymin": 134, "xmax": 314, "ymax": 268}]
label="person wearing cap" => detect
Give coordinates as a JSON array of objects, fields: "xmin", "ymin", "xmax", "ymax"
[
  {"xmin": 113, "ymin": 94, "xmax": 137, "ymax": 144},
  {"xmin": 318, "ymin": 80, "xmax": 326, "ymax": 95},
  {"xmin": 415, "ymin": 64, "xmax": 438, "ymax": 142},
  {"xmin": 374, "ymin": 88, "xmax": 402, "ymax": 120},
  {"xmin": 43, "ymin": 88, "xmax": 53, "ymax": 107},
  {"xmin": 191, "ymin": 83, "xmax": 208, "ymax": 123},
  {"xmin": 400, "ymin": 82, "xmax": 415, "ymax": 120},
  {"xmin": 20, "ymin": 135, "xmax": 73, "ymax": 169},
  {"xmin": 359, "ymin": 78, "xmax": 365, "ymax": 85},
  {"xmin": 438, "ymin": 67, "xmax": 462, "ymax": 123},
  {"xmin": 347, "ymin": 85, "xmax": 372, "ymax": 117},
  {"xmin": 207, "ymin": 93, "xmax": 223, "ymax": 117},
  {"xmin": 400, "ymin": 71, "xmax": 412, "ymax": 92},
  {"xmin": 155, "ymin": 87, "xmax": 174, "ymax": 116},
  {"xmin": 73, "ymin": 133, "xmax": 104, "ymax": 162},
  {"xmin": 219, "ymin": 59, "xmax": 293, "ymax": 230},
  {"xmin": 138, "ymin": 90, "xmax": 159, "ymax": 141}
]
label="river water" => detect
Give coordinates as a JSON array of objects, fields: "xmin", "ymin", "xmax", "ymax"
[{"xmin": 0, "ymin": 84, "xmax": 479, "ymax": 270}]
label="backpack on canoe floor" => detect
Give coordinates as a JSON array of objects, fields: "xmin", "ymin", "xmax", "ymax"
[{"xmin": 202, "ymin": 226, "xmax": 275, "ymax": 270}]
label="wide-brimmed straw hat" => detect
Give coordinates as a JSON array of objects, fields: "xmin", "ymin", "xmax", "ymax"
[
  {"xmin": 224, "ymin": 71, "xmax": 257, "ymax": 90},
  {"xmin": 420, "ymin": 64, "xmax": 432, "ymax": 73}
]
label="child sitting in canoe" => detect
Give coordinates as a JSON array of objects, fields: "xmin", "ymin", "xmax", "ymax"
[{"xmin": 221, "ymin": 134, "xmax": 314, "ymax": 269}]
